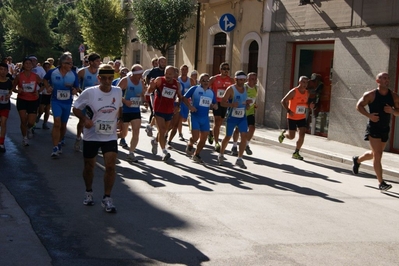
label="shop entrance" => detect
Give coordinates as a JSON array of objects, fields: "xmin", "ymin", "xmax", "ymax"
[{"xmin": 293, "ymin": 43, "xmax": 334, "ymax": 137}]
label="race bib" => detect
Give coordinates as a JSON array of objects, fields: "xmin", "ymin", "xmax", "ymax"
[
  {"xmin": 0, "ymin": 90, "xmax": 9, "ymax": 104},
  {"xmin": 162, "ymin": 87, "xmax": 176, "ymax": 99},
  {"xmin": 296, "ymin": 105, "xmax": 306, "ymax": 114},
  {"xmin": 22, "ymin": 82, "xmax": 36, "ymax": 93},
  {"xmin": 217, "ymin": 89, "xmax": 225, "ymax": 98},
  {"xmin": 95, "ymin": 120, "xmax": 114, "ymax": 135},
  {"xmin": 56, "ymin": 90, "xmax": 70, "ymax": 100},
  {"xmin": 129, "ymin": 97, "xmax": 140, "ymax": 108},
  {"xmin": 199, "ymin": 96, "xmax": 211, "ymax": 107},
  {"xmin": 231, "ymin": 107, "xmax": 245, "ymax": 118}
]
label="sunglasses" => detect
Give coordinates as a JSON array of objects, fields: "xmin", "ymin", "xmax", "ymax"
[
  {"xmin": 221, "ymin": 68, "xmax": 230, "ymax": 71},
  {"xmin": 200, "ymin": 80, "xmax": 210, "ymax": 82}
]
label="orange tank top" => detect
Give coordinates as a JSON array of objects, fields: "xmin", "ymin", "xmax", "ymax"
[
  {"xmin": 212, "ymin": 74, "xmax": 233, "ymax": 102},
  {"xmin": 287, "ymin": 87, "xmax": 309, "ymax": 120}
]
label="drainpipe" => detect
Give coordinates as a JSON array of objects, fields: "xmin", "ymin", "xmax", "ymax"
[{"xmin": 194, "ymin": 3, "xmax": 201, "ymax": 70}]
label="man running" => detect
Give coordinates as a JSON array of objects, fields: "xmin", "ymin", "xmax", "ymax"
[
  {"xmin": 147, "ymin": 65, "xmax": 183, "ymax": 161},
  {"xmin": 218, "ymin": 71, "xmax": 249, "ymax": 169},
  {"xmin": 117, "ymin": 64, "xmax": 146, "ymax": 162},
  {"xmin": 72, "ymin": 64, "xmax": 123, "ymax": 213},
  {"xmin": 208, "ymin": 62, "xmax": 235, "ymax": 151},
  {"xmin": 43, "ymin": 53, "xmax": 79, "ymax": 157},
  {"xmin": 352, "ymin": 72, "xmax": 399, "ymax": 191},
  {"xmin": 75, "ymin": 53, "xmax": 101, "ymax": 151},
  {"xmin": 279, "ymin": 76, "xmax": 314, "ymax": 160},
  {"xmin": 0, "ymin": 62, "xmax": 13, "ymax": 152},
  {"xmin": 183, "ymin": 73, "xmax": 217, "ymax": 163}
]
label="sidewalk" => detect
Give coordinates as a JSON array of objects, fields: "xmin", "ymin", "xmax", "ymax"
[{"xmin": 248, "ymin": 125, "xmax": 399, "ymax": 179}]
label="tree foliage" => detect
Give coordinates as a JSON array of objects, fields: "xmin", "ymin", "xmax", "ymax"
[
  {"xmin": 77, "ymin": 0, "xmax": 126, "ymax": 58},
  {"xmin": 0, "ymin": 0, "xmax": 56, "ymax": 60},
  {"xmin": 131, "ymin": 0, "xmax": 197, "ymax": 56}
]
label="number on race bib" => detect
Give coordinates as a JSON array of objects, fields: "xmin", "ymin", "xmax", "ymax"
[
  {"xmin": 95, "ymin": 120, "xmax": 114, "ymax": 135},
  {"xmin": 199, "ymin": 96, "xmax": 211, "ymax": 107},
  {"xmin": 129, "ymin": 97, "xmax": 140, "ymax": 108},
  {"xmin": 0, "ymin": 90, "xmax": 9, "ymax": 104},
  {"xmin": 56, "ymin": 90, "xmax": 70, "ymax": 100},
  {"xmin": 162, "ymin": 87, "xmax": 176, "ymax": 99},
  {"xmin": 296, "ymin": 105, "xmax": 306, "ymax": 114},
  {"xmin": 217, "ymin": 89, "xmax": 225, "ymax": 98},
  {"xmin": 231, "ymin": 107, "xmax": 245, "ymax": 118}
]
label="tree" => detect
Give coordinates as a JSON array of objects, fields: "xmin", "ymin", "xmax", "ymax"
[
  {"xmin": 0, "ymin": 0, "xmax": 56, "ymax": 60},
  {"xmin": 77, "ymin": 0, "xmax": 126, "ymax": 58},
  {"xmin": 131, "ymin": 0, "xmax": 197, "ymax": 56}
]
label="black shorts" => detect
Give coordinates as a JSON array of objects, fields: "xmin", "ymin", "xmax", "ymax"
[
  {"xmin": 16, "ymin": 98, "xmax": 39, "ymax": 114},
  {"xmin": 364, "ymin": 124, "xmax": 389, "ymax": 143},
  {"xmin": 247, "ymin": 114, "xmax": 255, "ymax": 126},
  {"xmin": 83, "ymin": 140, "xmax": 118, "ymax": 158},
  {"xmin": 212, "ymin": 102, "xmax": 227, "ymax": 118},
  {"xmin": 287, "ymin": 118, "xmax": 307, "ymax": 131},
  {"xmin": 122, "ymin": 112, "xmax": 141, "ymax": 122},
  {"xmin": 40, "ymin": 94, "xmax": 51, "ymax": 106}
]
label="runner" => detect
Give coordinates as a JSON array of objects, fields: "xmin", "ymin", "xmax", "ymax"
[
  {"xmin": 230, "ymin": 72, "xmax": 258, "ymax": 156},
  {"xmin": 279, "ymin": 76, "xmax": 314, "ymax": 160},
  {"xmin": 0, "ymin": 62, "xmax": 13, "ymax": 152},
  {"xmin": 208, "ymin": 62, "xmax": 235, "ymax": 151},
  {"xmin": 182, "ymin": 73, "xmax": 217, "ymax": 163},
  {"xmin": 217, "ymin": 71, "xmax": 249, "ymax": 169},
  {"xmin": 72, "ymin": 64, "xmax": 123, "ymax": 213},
  {"xmin": 75, "ymin": 53, "xmax": 101, "ymax": 151},
  {"xmin": 43, "ymin": 53, "xmax": 79, "ymax": 157},
  {"xmin": 117, "ymin": 64, "xmax": 146, "ymax": 162},
  {"xmin": 12, "ymin": 57, "xmax": 42, "ymax": 146},
  {"xmin": 147, "ymin": 65, "xmax": 183, "ymax": 161}
]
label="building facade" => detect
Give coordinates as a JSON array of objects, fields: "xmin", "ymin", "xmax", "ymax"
[{"xmin": 124, "ymin": 0, "xmax": 399, "ymax": 152}]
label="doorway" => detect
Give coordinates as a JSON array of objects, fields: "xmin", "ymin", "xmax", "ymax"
[{"xmin": 294, "ymin": 43, "xmax": 334, "ymax": 137}]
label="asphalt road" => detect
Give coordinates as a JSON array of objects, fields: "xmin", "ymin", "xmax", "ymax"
[{"xmin": 2, "ymin": 98, "xmax": 399, "ymax": 265}]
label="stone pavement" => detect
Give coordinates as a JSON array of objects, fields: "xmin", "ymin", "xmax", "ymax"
[{"xmin": 1, "ymin": 115, "xmax": 399, "ymax": 265}]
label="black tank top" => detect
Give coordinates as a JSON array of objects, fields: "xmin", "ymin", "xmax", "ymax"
[{"xmin": 368, "ymin": 89, "xmax": 394, "ymax": 128}]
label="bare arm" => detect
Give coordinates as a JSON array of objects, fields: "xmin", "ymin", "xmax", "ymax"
[
  {"xmin": 356, "ymin": 90, "xmax": 377, "ymax": 122},
  {"xmin": 280, "ymin": 88, "xmax": 296, "ymax": 116},
  {"xmin": 220, "ymin": 86, "xmax": 236, "ymax": 108}
]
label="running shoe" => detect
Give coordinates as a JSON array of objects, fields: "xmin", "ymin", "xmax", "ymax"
[
  {"xmin": 292, "ymin": 151, "xmax": 303, "ymax": 160},
  {"xmin": 167, "ymin": 141, "xmax": 174, "ymax": 150},
  {"xmin": 83, "ymin": 191, "xmax": 94, "ymax": 206},
  {"xmin": 215, "ymin": 142, "xmax": 221, "ymax": 152},
  {"xmin": 208, "ymin": 132, "xmax": 214, "ymax": 145},
  {"xmin": 51, "ymin": 146, "xmax": 59, "ymax": 158},
  {"xmin": 101, "ymin": 197, "xmax": 117, "ymax": 213},
  {"xmin": 145, "ymin": 125, "xmax": 153, "ymax": 137},
  {"xmin": 162, "ymin": 152, "xmax": 171, "ymax": 162},
  {"xmin": 179, "ymin": 133, "xmax": 185, "ymax": 141},
  {"xmin": 379, "ymin": 181, "xmax": 392, "ymax": 191},
  {"xmin": 42, "ymin": 123, "xmax": 50, "ymax": 130},
  {"xmin": 119, "ymin": 138, "xmax": 126, "ymax": 146},
  {"xmin": 0, "ymin": 144, "xmax": 5, "ymax": 153},
  {"xmin": 192, "ymin": 154, "xmax": 204, "ymax": 164},
  {"xmin": 352, "ymin": 156, "xmax": 360, "ymax": 175},
  {"xmin": 57, "ymin": 142, "xmax": 63, "ymax": 154},
  {"xmin": 22, "ymin": 138, "xmax": 29, "ymax": 147},
  {"xmin": 217, "ymin": 155, "xmax": 225, "ymax": 166},
  {"xmin": 230, "ymin": 146, "xmax": 238, "ymax": 156},
  {"xmin": 151, "ymin": 138, "xmax": 158, "ymax": 155},
  {"xmin": 278, "ymin": 130, "xmax": 286, "ymax": 143},
  {"xmin": 27, "ymin": 127, "xmax": 34, "ymax": 139},
  {"xmin": 245, "ymin": 145, "xmax": 253, "ymax": 155},
  {"xmin": 126, "ymin": 153, "xmax": 138, "ymax": 163},
  {"xmin": 235, "ymin": 158, "xmax": 247, "ymax": 169},
  {"xmin": 60, "ymin": 138, "xmax": 65, "ymax": 146},
  {"xmin": 186, "ymin": 145, "xmax": 194, "ymax": 156},
  {"xmin": 74, "ymin": 138, "xmax": 81, "ymax": 152}
]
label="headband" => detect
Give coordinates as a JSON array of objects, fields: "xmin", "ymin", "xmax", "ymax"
[
  {"xmin": 98, "ymin": 69, "xmax": 114, "ymax": 75},
  {"xmin": 235, "ymin": 75, "xmax": 246, "ymax": 79},
  {"xmin": 132, "ymin": 69, "xmax": 144, "ymax": 75}
]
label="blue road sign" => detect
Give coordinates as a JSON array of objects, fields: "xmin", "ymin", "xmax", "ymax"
[{"xmin": 219, "ymin": 13, "xmax": 236, "ymax": 33}]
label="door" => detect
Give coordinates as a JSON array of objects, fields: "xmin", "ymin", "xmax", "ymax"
[{"xmin": 212, "ymin": 47, "xmax": 225, "ymax": 76}]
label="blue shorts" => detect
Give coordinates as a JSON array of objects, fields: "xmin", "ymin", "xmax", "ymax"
[
  {"xmin": 52, "ymin": 101, "xmax": 72, "ymax": 123},
  {"xmin": 180, "ymin": 103, "xmax": 189, "ymax": 119},
  {"xmin": 191, "ymin": 114, "xmax": 210, "ymax": 132},
  {"xmin": 225, "ymin": 117, "xmax": 248, "ymax": 137}
]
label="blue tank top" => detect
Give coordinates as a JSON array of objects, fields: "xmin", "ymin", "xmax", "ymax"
[
  {"xmin": 227, "ymin": 85, "xmax": 247, "ymax": 120},
  {"xmin": 82, "ymin": 67, "xmax": 99, "ymax": 90},
  {"xmin": 123, "ymin": 76, "xmax": 143, "ymax": 113}
]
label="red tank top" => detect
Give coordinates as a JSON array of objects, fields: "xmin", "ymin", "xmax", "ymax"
[
  {"xmin": 18, "ymin": 72, "xmax": 39, "ymax": 101},
  {"xmin": 212, "ymin": 74, "xmax": 233, "ymax": 102},
  {"xmin": 154, "ymin": 77, "xmax": 178, "ymax": 114},
  {"xmin": 288, "ymin": 87, "xmax": 309, "ymax": 120}
]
